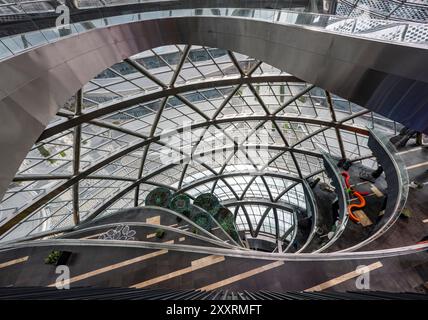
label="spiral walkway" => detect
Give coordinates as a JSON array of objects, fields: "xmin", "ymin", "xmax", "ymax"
[{"xmin": 0, "ymin": 0, "xmax": 427, "ymax": 296}]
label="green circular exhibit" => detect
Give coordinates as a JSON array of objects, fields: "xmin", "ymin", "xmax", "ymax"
[
  {"xmin": 192, "ymin": 212, "xmax": 213, "ymax": 231},
  {"xmin": 169, "ymin": 194, "xmax": 191, "ymax": 216},
  {"xmin": 145, "ymin": 187, "xmax": 173, "ymax": 208},
  {"xmin": 214, "ymin": 206, "xmax": 234, "ymax": 223},
  {"xmin": 219, "ymin": 216, "xmax": 240, "ymax": 242},
  {"xmin": 193, "ymin": 193, "xmax": 220, "ymax": 215}
]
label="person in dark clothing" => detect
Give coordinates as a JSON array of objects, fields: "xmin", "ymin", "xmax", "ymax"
[
  {"xmin": 331, "ymin": 198, "xmax": 340, "ymax": 221},
  {"xmin": 390, "ymin": 127, "xmax": 418, "ymax": 148}
]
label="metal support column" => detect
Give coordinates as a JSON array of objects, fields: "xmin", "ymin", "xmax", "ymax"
[{"xmin": 72, "ymin": 89, "xmax": 83, "ymax": 225}]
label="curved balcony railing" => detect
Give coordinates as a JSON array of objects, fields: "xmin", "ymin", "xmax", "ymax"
[
  {"xmin": 1, "ymin": 7, "xmax": 428, "ymax": 61},
  {"xmin": 311, "ymin": 153, "xmax": 350, "ymax": 253},
  {"xmin": 1, "ymin": 234, "xmax": 427, "ymax": 261},
  {"xmin": 80, "ymin": 205, "xmax": 244, "ymax": 248},
  {"xmin": 283, "ymin": 209, "xmax": 299, "ymax": 252},
  {"xmin": 336, "ymin": 0, "xmax": 428, "ymax": 23},
  {"xmin": 294, "ymin": 180, "xmax": 318, "ymax": 252},
  {"xmin": 338, "ymin": 127, "xmax": 409, "ymax": 252},
  {"xmin": 58, "ymin": 221, "xmax": 237, "ymax": 249}
]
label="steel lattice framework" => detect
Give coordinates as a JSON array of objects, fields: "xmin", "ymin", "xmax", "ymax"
[
  {"xmin": 336, "ymin": 0, "xmax": 428, "ymax": 22},
  {"xmin": 1, "ymin": 0, "xmax": 427, "ymax": 23},
  {"xmin": 0, "ymin": 43, "xmax": 402, "ymax": 246}
]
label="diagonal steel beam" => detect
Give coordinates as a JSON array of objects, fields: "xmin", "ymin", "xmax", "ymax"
[
  {"xmin": 38, "ymin": 75, "xmax": 301, "ymax": 143},
  {"xmin": 124, "ymin": 58, "xmax": 167, "ymax": 89},
  {"xmin": 290, "ymin": 109, "xmax": 370, "ymax": 148},
  {"xmin": 134, "ymin": 96, "xmax": 168, "ymax": 206},
  {"xmin": 169, "ymin": 45, "xmax": 191, "ymax": 87},
  {"xmin": 271, "ymin": 120, "xmax": 303, "ymax": 178},
  {"xmin": 227, "ymin": 50, "xmax": 245, "ymax": 77},
  {"xmin": 273, "ymin": 84, "xmax": 316, "ymax": 115},
  {"xmin": 246, "ymin": 60, "xmax": 263, "ymax": 76},
  {"xmin": 325, "ymin": 90, "xmax": 346, "ymax": 159}
]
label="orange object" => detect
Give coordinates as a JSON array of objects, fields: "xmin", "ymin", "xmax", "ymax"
[
  {"xmin": 348, "ymin": 191, "xmax": 366, "ymax": 222},
  {"xmin": 341, "ymin": 171, "xmax": 351, "ymax": 188},
  {"xmin": 340, "ymin": 171, "xmax": 365, "ymax": 223}
]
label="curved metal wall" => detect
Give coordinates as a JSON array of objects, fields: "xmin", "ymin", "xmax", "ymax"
[{"xmin": 0, "ymin": 14, "xmax": 427, "ymax": 214}]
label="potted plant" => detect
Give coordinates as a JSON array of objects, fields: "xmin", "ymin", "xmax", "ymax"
[
  {"xmin": 45, "ymin": 250, "xmax": 72, "ymax": 266},
  {"xmin": 45, "ymin": 250, "xmax": 61, "ymax": 265},
  {"xmin": 155, "ymin": 228, "xmax": 165, "ymax": 239}
]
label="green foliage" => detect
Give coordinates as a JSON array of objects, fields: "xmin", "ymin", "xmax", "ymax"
[
  {"xmin": 297, "ymin": 96, "xmax": 307, "ymax": 103},
  {"xmin": 45, "ymin": 250, "xmax": 61, "ymax": 265},
  {"xmin": 38, "ymin": 145, "xmax": 56, "ymax": 164},
  {"xmin": 59, "ymin": 150, "xmax": 66, "ymax": 157},
  {"xmin": 37, "ymin": 145, "xmax": 50, "ymax": 158},
  {"xmin": 401, "ymin": 208, "xmax": 412, "ymax": 218},
  {"xmin": 155, "ymin": 228, "xmax": 165, "ymax": 239}
]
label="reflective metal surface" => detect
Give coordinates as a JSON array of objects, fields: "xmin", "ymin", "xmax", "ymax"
[
  {"xmin": 1, "ymin": 14, "xmax": 426, "ymax": 209},
  {"xmin": 336, "ymin": 0, "xmax": 428, "ymax": 23}
]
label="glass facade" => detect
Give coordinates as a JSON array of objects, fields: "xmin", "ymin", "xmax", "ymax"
[
  {"xmin": 0, "ymin": 0, "xmax": 425, "ymax": 249},
  {"xmin": 0, "ymin": 44, "xmax": 401, "ymax": 243}
]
